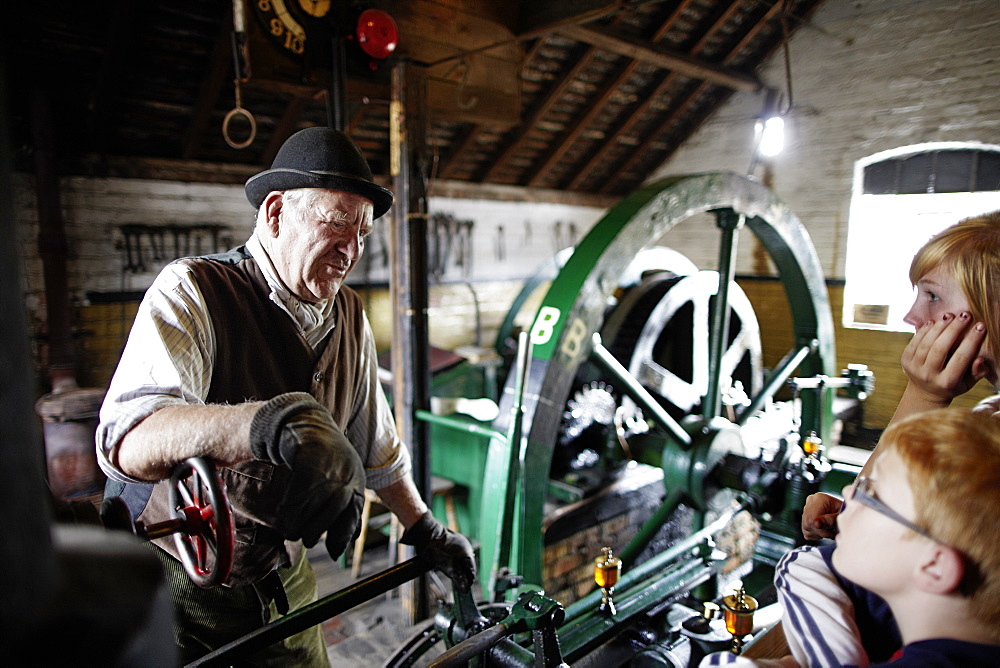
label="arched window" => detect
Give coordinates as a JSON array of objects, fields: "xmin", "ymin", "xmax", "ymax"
[{"xmin": 842, "ymin": 142, "xmax": 1000, "ymax": 331}]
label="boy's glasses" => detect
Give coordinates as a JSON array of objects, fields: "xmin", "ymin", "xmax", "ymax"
[{"xmin": 849, "ymin": 475, "xmax": 936, "ymax": 541}]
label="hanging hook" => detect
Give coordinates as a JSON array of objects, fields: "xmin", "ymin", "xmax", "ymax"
[{"xmin": 442, "ymin": 58, "xmax": 479, "ymax": 110}]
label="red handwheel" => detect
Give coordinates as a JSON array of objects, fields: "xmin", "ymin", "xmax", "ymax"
[{"xmin": 168, "ymin": 457, "xmax": 235, "ymax": 588}]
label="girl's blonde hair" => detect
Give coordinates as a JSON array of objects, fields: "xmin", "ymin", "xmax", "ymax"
[{"xmin": 909, "ymin": 210, "xmax": 1000, "ymax": 365}]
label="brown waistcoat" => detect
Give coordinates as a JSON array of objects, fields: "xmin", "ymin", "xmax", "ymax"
[{"xmin": 133, "ymin": 247, "xmax": 367, "ymax": 586}]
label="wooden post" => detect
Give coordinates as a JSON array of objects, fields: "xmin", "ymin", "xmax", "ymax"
[{"xmin": 389, "ymin": 58, "xmax": 432, "ymax": 623}]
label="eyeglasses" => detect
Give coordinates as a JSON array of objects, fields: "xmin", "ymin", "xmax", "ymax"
[{"xmin": 849, "ymin": 475, "xmax": 936, "ymax": 541}]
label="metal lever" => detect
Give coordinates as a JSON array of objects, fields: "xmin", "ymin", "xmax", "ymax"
[{"xmin": 430, "ymin": 590, "xmax": 567, "ymax": 667}]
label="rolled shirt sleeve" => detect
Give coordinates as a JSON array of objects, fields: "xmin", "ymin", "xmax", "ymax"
[
  {"xmin": 342, "ymin": 310, "xmax": 410, "ymax": 491},
  {"xmin": 96, "ymin": 263, "xmax": 215, "ymax": 483}
]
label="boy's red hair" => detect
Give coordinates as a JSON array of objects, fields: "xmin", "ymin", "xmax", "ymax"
[{"xmin": 883, "ymin": 408, "xmax": 1000, "ymax": 638}]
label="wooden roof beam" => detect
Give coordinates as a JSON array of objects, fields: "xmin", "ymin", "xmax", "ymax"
[
  {"xmin": 570, "ymin": 0, "xmax": 760, "ymax": 191},
  {"xmin": 599, "ymin": 1, "xmax": 804, "ymax": 194},
  {"xmin": 558, "ymin": 23, "xmax": 760, "ymax": 92},
  {"xmin": 517, "ymin": 0, "xmax": 665, "ymax": 38},
  {"xmin": 483, "ymin": 45, "xmax": 604, "ymax": 182},
  {"xmin": 525, "ymin": 0, "xmax": 698, "ymax": 189},
  {"xmin": 437, "ymin": 125, "xmax": 482, "ymax": 181}
]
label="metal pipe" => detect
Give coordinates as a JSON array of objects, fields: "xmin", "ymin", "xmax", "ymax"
[
  {"xmin": 188, "ymin": 558, "xmax": 430, "ymax": 666},
  {"xmin": 329, "ymin": 35, "xmax": 348, "ymax": 131},
  {"xmin": 618, "ymin": 487, "xmax": 684, "ymax": 566},
  {"xmin": 415, "ymin": 409, "xmax": 505, "ymax": 441}
]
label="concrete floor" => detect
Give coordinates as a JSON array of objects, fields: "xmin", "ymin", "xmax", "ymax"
[{"xmin": 310, "ymin": 541, "xmax": 450, "ymax": 666}]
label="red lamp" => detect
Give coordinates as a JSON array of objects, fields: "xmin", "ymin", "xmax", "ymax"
[{"xmin": 356, "ymin": 9, "xmax": 398, "ymax": 60}]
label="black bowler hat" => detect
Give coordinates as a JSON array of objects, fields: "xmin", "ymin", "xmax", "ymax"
[{"xmin": 245, "ymin": 127, "xmax": 394, "ymax": 219}]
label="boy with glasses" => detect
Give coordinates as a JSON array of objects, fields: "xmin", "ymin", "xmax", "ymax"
[{"xmin": 705, "ymin": 408, "xmax": 1000, "ymax": 666}]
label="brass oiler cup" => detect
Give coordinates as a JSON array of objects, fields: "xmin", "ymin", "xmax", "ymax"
[
  {"xmin": 594, "ymin": 547, "xmax": 622, "ymax": 615},
  {"xmin": 594, "ymin": 547, "xmax": 621, "ymax": 588},
  {"xmin": 721, "ymin": 586, "xmax": 758, "ymax": 654}
]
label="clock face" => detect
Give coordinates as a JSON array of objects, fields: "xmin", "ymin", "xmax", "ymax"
[
  {"xmin": 252, "ymin": 0, "xmax": 334, "ymax": 62},
  {"xmin": 298, "ymin": 0, "xmax": 332, "ymax": 18}
]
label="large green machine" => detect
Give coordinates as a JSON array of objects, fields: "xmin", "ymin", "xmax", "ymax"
[{"xmin": 386, "ymin": 171, "xmax": 874, "ymax": 664}]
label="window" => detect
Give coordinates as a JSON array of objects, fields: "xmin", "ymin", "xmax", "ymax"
[{"xmin": 843, "ymin": 143, "xmax": 1000, "ymax": 331}]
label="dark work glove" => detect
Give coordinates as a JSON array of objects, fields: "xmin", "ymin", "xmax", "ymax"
[
  {"xmin": 401, "ymin": 511, "xmax": 477, "ymax": 592},
  {"xmin": 249, "ymin": 392, "xmax": 365, "ymax": 559}
]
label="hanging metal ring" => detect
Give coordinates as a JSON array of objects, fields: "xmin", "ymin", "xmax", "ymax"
[
  {"xmin": 222, "ymin": 77, "xmax": 256, "ymax": 149},
  {"xmin": 222, "ymin": 105, "xmax": 256, "ymax": 149}
]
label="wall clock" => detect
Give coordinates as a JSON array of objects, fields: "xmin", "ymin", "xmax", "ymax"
[{"xmin": 252, "ymin": 0, "xmax": 336, "ymax": 65}]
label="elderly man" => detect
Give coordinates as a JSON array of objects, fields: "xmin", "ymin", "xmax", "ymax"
[{"xmin": 97, "ymin": 127, "xmax": 475, "ymax": 665}]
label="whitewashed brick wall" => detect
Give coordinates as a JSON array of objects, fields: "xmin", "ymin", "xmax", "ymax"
[
  {"xmin": 650, "ymin": 0, "xmax": 1000, "ymax": 280},
  {"xmin": 13, "ymin": 171, "xmax": 604, "ymax": 359},
  {"xmin": 15, "ymin": 175, "xmax": 603, "ymax": 291},
  {"xmin": 14, "ymin": 174, "xmax": 253, "ymax": 322}
]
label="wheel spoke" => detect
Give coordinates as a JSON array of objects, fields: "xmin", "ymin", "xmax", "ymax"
[
  {"xmin": 705, "ymin": 209, "xmax": 744, "ymax": 419},
  {"xmin": 589, "ymin": 334, "xmax": 690, "ymax": 447},
  {"xmin": 737, "ymin": 343, "xmax": 814, "ymax": 426},
  {"xmin": 482, "ymin": 173, "xmax": 836, "ymax": 590},
  {"xmin": 168, "ymin": 457, "xmax": 235, "ymax": 588}
]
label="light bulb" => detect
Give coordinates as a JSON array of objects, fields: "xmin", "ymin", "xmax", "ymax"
[{"xmin": 758, "ymin": 116, "xmax": 785, "ymax": 157}]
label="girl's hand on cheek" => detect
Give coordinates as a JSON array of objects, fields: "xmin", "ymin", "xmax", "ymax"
[{"xmin": 901, "ymin": 314, "xmax": 986, "ymax": 402}]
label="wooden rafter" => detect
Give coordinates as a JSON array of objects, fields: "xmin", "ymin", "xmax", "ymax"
[
  {"xmin": 600, "ymin": 0, "xmax": 812, "ymax": 194},
  {"xmin": 436, "ymin": 32, "xmax": 553, "ymax": 181},
  {"xmin": 557, "ymin": 23, "xmax": 759, "ymax": 92},
  {"xmin": 480, "ymin": 2, "xmax": 685, "ymax": 184},
  {"xmin": 436, "ymin": 124, "xmax": 480, "ymax": 181},
  {"xmin": 526, "ymin": 0, "xmax": 701, "ymax": 189},
  {"xmin": 574, "ymin": 0, "xmax": 765, "ymax": 192}
]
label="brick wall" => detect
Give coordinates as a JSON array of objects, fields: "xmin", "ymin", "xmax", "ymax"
[
  {"xmin": 651, "ymin": 0, "xmax": 1000, "ymax": 281},
  {"xmin": 14, "ymin": 171, "xmax": 580, "ymax": 391},
  {"xmin": 650, "ymin": 0, "xmax": 1000, "ymax": 429},
  {"xmin": 23, "ymin": 188, "xmax": 997, "ymax": 430}
]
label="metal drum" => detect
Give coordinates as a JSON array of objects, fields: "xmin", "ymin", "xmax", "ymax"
[{"xmin": 35, "ymin": 387, "xmax": 107, "ymax": 505}]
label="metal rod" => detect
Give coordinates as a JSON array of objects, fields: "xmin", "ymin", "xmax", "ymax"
[
  {"xmin": 589, "ymin": 334, "xmax": 690, "ymax": 447},
  {"xmin": 509, "ymin": 331, "xmax": 533, "ymax": 575},
  {"xmin": 330, "ymin": 35, "xmax": 347, "ymax": 131},
  {"xmin": 737, "ymin": 343, "xmax": 812, "ymax": 426},
  {"xmin": 705, "ymin": 209, "xmax": 743, "ymax": 419},
  {"xmin": 139, "ymin": 518, "xmax": 185, "ymax": 541},
  {"xmin": 562, "ymin": 501, "xmax": 744, "ymax": 625},
  {"xmin": 414, "ymin": 409, "xmax": 505, "ymax": 441},
  {"xmin": 560, "ymin": 558, "xmax": 712, "ymax": 661},
  {"xmin": 429, "ymin": 622, "xmax": 512, "ymax": 667},
  {"xmin": 187, "ymin": 558, "xmax": 430, "ymax": 666},
  {"xmin": 619, "ymin": 487, "xmax": 684, "ymax": 566}
]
